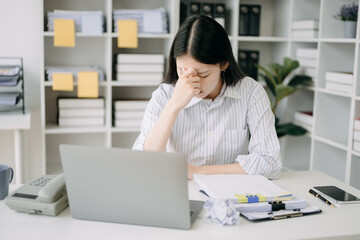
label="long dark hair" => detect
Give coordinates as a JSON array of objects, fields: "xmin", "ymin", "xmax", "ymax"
[{"xmin": 164, "ymin": 15, "xmax": 245, "ymax": 85}]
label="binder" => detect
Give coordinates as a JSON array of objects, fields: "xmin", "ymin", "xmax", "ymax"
[
  {"xmin": 238, "ymin": 50, "xmax": 249, "ymax": 75},
  {"xmin": 180, "ymin": 2, "xmax": 188, "ymax": 25},
  {"xmin": 249, "ymin": 5, "xmax": 261, "ymax": 36},
  {"xmin": 188, "ymin": 2, "xmax": 201, "ymax": 17},
  {"xmin": 214, "ymin": 3, "xmax": 226, "ymax": 28},
  {"xmin": 248, "ymin": 50, "xmax": 259, "ymax": 80},
  {"xmin": 241, "ymin": 205, "xmax": 322, "ymax": 221},
  {"xmin": 239, "ymin": 4, "xmax": 250, "ymax": 36},
  {"xmin": 200, "ymin": 3, "xmax": 214, "ymax": 18}
]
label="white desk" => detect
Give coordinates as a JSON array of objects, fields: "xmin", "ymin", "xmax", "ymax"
[
  {"xmin": 1, "ymin": 170, "xmax": 360, "ymax": 240},
  {"xmin": 0, "ymin": 111, "xmax": 30, "ymax": 184}
]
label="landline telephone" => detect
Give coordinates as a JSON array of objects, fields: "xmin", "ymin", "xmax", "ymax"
[{"xmin": 5, "ymin": 174, "xmax": 69, "ymax": 216}]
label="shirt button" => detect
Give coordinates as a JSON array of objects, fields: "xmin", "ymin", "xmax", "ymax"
[{"xmin": 208, "ymin": 132, "xmax": 213, "ymax": 138}]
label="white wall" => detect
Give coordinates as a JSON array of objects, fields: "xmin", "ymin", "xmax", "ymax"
[{"xmin": 0, "ymin": 0, "xmax": 43, "ymax": 181}]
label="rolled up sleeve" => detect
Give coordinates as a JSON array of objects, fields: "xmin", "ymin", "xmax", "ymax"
[{"xmin": 236, "ymin": 84, "xmax": 281, "ymax": 179}]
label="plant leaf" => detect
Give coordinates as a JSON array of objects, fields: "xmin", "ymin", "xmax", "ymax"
[
  {"xmin": 268, "ymin": 63, "xmax": 282, "ymax": 84},
  {"xmin": 275, "ymin": 85, "xmax": 294, "ymax": 103},
  {"xmin": 257, "ymin": 65, "xmax": 277, "ymax": 88},
  {"xmin": 288, "ymin": 75, "xmax": 313, "ymax": 88},
  {"xmin": 282, "ymin": 57, "xmax": 299, "ymax": 79},
  {"xmin": 276, "ymin": 123, "xmax": 307, "ymax": 138},
  {"xmin": 259, "ymin": 73, "xmax": 276, "ymax": 97}
]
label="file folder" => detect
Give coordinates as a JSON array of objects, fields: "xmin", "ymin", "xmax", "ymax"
[{"xmin": 214, "ymin": 3, "xmax": 226, "ymax": 28}]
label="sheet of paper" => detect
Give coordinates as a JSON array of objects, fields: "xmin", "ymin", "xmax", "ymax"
[
  {"xmin": 52, "ymin": 73, "xmax": 74, "ymax": 91},
  {"xmin": 117, "ymin": 20, "xmax": 138, "ymax": 48},
  {"xmin": 143, "ymin": 11, "xmax": 163, "ymax": 33},
  {"xmin": 54, "ymin": 19, "xmax": 75, "ymax": 47},
  {"xmin": 81, "ymin": 14, "xmax": 102, "ymax": 36},
  {"xmin": 77, "ymin": 71, "xmax": 99, "ymax": 98}
]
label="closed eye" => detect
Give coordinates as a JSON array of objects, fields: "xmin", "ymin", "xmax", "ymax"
[{"xmin": 199, "ymin": 75, "xmax": 209, "ymax": 78}]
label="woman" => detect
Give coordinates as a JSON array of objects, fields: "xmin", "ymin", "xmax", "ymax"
[{"xmin": 133, "ymin": 15, "xmax": 281, "ymax": 180}]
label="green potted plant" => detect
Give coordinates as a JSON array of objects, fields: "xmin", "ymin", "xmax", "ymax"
[
  {"xmin": 257, "ymin": 57, "xmax": 313, "ymax": 137},
  {"xmin": 334, "ymin": 2, "xmax": 358, "ymax": 38}
]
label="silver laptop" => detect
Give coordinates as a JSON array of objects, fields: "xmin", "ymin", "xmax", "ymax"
[{"xmin": 59, "ymin": 144, "xmax": 204, "ymax": 230}]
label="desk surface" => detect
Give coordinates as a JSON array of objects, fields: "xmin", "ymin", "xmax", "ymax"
[{"xmin": 1, "ymin": 170, "xmax": 360, "ymax": 240}]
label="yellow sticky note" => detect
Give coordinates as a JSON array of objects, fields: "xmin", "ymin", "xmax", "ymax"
[
  {"xmin": 117, "ymin": 20, "xmax": 138, "ymax": 48},
  {"xmin": 54, "ymin": 19, "xmax": 75, "ymax": 47},
  {"xmin": 77, "ymin": 72, "xmax": 99, "ymax": 98},
  {"xmin": 52, "ymin": 73, "xmax": 74, "ymax": 91}
]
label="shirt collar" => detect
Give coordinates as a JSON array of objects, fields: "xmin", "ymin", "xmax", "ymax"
[{"xmin": 184, "ymin": 81, "xmax": 241, "ymax": 109}]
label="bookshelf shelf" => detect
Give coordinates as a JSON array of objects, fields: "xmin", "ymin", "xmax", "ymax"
[
  {"xmin": 237, "ymin": 36, "xmax": 288, "ymax": 42},
  {"xmin": 313, "ymin": 135, "xmax": 348, "ymax": 152},
  {"xmin": 110, "ymin": 33, "xmax": 172, "ymax": 39},
  {"xmin": 38, "ymin": 0, "xmax": 360, "ymax": 189},
  {"xmin": 111, "ymin": 127, "xmax": 140, "ymax": 133},
  {"xmin": 111, "ymin": 81, "xmax": 161, "ymax": 87},
  {"xmin": 43, "ymin": 32, "xmax": 108, "ymax": 38},
  {"xmin": 45, "ymin": 124, "xmax": 108, "ymax": 134},
  {"xmin": 316, "ymin": 88, "xmax": 353, "ymax": 98}
]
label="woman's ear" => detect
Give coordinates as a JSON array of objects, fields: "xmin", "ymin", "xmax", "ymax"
[{"xmin": 221, "ymin": 62, "xmax": 229, "ymax": 71}]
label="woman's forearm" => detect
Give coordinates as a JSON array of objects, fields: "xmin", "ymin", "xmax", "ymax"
[
  {"xmin": 188, "ymin": 163, "xmax": 247, "ymax": 179},
  {"xmin": 143, "ymin": 100, "xmax": 181, "ymax": 151}
]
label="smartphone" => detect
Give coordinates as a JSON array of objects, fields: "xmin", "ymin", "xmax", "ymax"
[{"xmin": 313, "ymin": 185, "xmax": 360, "ymax": 205}]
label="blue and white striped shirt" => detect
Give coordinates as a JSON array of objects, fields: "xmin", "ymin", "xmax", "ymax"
[{"xmin": 133, "ymin": 77, "xmax": 281, "ymax": 179}]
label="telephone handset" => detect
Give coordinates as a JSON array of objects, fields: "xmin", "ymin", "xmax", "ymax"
[{"xmin": 5, "ymin": 174, "xmax": 69, "ymax": 216}]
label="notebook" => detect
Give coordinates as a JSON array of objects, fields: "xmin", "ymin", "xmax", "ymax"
[{"xmin": 193, "ymin": 174, "xmax": 292, "ymax": 203}]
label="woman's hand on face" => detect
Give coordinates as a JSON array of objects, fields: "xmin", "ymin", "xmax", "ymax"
[{"xmin": 169, "ymin": 67, "xmax": 201, "ymax": 111}]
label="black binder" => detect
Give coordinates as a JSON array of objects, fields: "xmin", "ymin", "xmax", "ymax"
[
  {"xmin": 239, "ymin": 4, "xmax": 250, "ymax": 36},
  {"xmin": 188, "ymin": 2, "xmax": 201, "ymax": 17},
  {"xmin": 238, "ymin": 50, "xmax": 260, "ymax": 80},
  {"xmin": 238, "ymin": 50, "xmax": 249, "ymax": 75},
  {"xmin": 248, "ymin": 50, "xmax": 259, "ymax": 80},
  {"xmin": 180, "ymin": 2, "xmax": 188, "ymax": 25},
  {"xmin": 249, "ymin": 5, "xmax": 261, "ymax": 36},
  {"xmin": 214, "ymin": 3, "xmax": 226, "ymax": 28},
  {"xmin": 201, "ymin": 3, "xmax": 214, "ymax": 18}
]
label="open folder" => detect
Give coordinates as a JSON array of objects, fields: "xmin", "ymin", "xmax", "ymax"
[{"xmin": 193, "ymin": 174, "xmax": 292, "ymax": 203}]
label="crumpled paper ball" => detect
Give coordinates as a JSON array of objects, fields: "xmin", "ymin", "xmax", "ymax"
[{"xmin": 203, "ymin": 199, "xmax": 240, "ymax": 225}]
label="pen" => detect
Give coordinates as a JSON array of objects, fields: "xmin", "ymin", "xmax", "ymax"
[{"xmin": 309, "ymin": 189, "xmax": 335, "ymax": 207}]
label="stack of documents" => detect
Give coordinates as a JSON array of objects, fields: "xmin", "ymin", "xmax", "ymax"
[
  {"xmin": 116, "ymin": 54, "xmax": 164, "ymax": 83},
  {"xmin": 292, "ymin": 20, "xmax": 319, "ymax": 38},
  {"xmin": 58, "ymin": 98, "xmax": 105, "ymax": 127},
  {"xmin": 295, "ymin": 48, "xmax": 318, "ymax": 83},
  {"xmin": 47, "ymin": 10, "xmax": 104, "ymax": 35},
  {"xmin": 113, "ymin": 100, "xmax": 148, "ymax": 129},
  {"xmin": 194, "ymin": 174, "xmax": 321, "ymax": 221},
  {"xmin": 294, "ymin": 111, "xmax": 314, "ymax": 133},
  {"xmin": 45, "ymin": 66, "xmax": 105, "ymax": 82},
  {"xmin": 325, "ymin": 71, "xmax": 353, "ymax": 95},
  {"xmin": 113, "ymin": 8, "xmax": 168, "ymax": 34}
]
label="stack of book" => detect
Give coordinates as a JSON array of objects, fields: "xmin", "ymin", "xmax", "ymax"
[
  {"xmin": 45, "ymin": 66, "xmax": 105, "ymax": 82},
  {"xmin": 113, "ymin": 8, "xmax": 168, "ymax": 34},
  {"xmin": 116, "ymin": 54, "xmax": 164, "ymax": 83},
  {"xmin": 354, "ymin": 119, "xmax": 360, "ymax": 152},
  {"xmin": 325, "ymin": 71, "xmax": 353, "ymax": 94},
  {"xmin": 47, "ymin": 10, "xmax": 104, "ymax": 35},
  {"xmin": 113, "ymin": 100, "xmax": 148, "ymax": 129},
  {"xmin": 58, "ymin": 98, "xmax": 105, "ymax": 127},
  {"xmin": 294, "ymin": 111, "xmax": 314, "ymax": 133},
  {"xmin": 296, "ymin": 48, "xmax": 318, "ymax": 83},
  {"xmin": 292, "ymin": 20, "xmax": 319, "ymax": 38}
]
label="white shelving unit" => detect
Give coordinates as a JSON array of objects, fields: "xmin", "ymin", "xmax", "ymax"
[{"xmin": 40, "ymin": 0, "xmax": 360, "ymax": 189}]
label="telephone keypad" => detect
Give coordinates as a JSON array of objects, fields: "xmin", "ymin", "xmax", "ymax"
[{"xmin": 30, "ymin": 177, "xmax": 52, "ymax": 187}]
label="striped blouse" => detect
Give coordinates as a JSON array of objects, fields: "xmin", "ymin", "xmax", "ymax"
[{"xmin": 133, "ymin": 77, "xmax": 281, "ymax": 179}]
